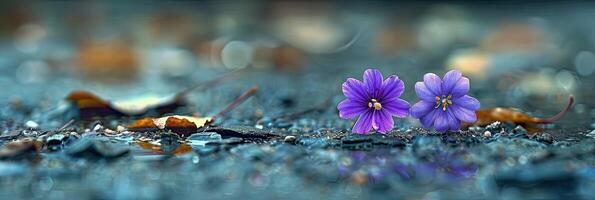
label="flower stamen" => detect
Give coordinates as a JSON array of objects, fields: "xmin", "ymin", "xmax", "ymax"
[
  {"xmin": 368, "ymin": 99, "xmax": 382, "ymax": 110},
  {"xmin": 435, "ymin": 95, "xmax": 453, "ymax": 111}
]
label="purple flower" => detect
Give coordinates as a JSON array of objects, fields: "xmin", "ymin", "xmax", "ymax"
[
  {"xmin": 337, "ymin": 69, "xmax": 410, "ymax": 134},
  {"xmin": 411, "ymin": 70, "xmax": 480, "ymax": 132}
]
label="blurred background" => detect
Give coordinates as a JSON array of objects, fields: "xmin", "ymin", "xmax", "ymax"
[{"xmin": 0, "ymin": 0, "xmax": 593, "ymax": 129}]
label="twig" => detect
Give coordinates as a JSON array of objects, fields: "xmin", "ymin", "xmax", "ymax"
[
  {"xmin": 211, "ymin": 86, "xmax": 259, "ymax": 121},
  {"xmin": 57, "ymin": 119, "xmax": 75, "ymax": 131},
  {"xmin": 538, "ymin": 95, "xmax": 574, "ymax": 123},
  {"xmin": 38, "ymin": 119, "xmax": 76, "ymax": 138},
  {"xmin": 175, "ymin": 69, "xmax": 244, "ymax": 98},
  {"xmin": 0, "ymin": 131, "xmax": 21, "ymax": 140}
]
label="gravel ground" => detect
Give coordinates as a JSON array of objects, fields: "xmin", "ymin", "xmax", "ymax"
[{"xmin": 0, "ymin": 68, "xmax": 593, "ymax": 200}]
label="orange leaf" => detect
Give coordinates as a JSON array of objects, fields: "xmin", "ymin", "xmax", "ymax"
[
  {"xmin": 464, "ymin": 96, "xmax": 574, "ymax": 133},
  {"xmin": 66, "ymin": 91, "xmax": 112, "ymax": 109},
  {"xmin": 127, "ymin": 86, "xmax": 257, "ymax": 137},
  {"xmin": 128, "ymin": 115, "xmax": 213, "ymax": 137},
  {"xmin": 64, "ymin": 70, "xmax": 242, "ymax": 119},
  {"xmin": 127, "ymin": 118, "xmax": 159, "ymax": 129}
]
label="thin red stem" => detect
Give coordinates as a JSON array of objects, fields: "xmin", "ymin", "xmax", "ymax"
[
  {"xmin": 211, "ymin": 86, "xmax": 258, "ymax": 120},
  {"xmin": 58, "ymin": 119, "xmax": 75, "ymax": 131},
  {"xmin": 537, "ymin": 95, "xmax": 574, "ymax": 123},
  {"xmin": 176, "ymin": 69, "xmax": 244, "ymax": 98}
]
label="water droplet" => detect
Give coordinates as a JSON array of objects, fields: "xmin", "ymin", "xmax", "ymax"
[
  {"xmin": 575, "ymin": 51, "xmax": 595, "ymax": 76},
  {"xmin": 192, "ymin": 155, "xmax": 200, "ymax": 164},
  {"xmin": 25, "ymin": 120, "xmax": 39, "ymax": 129},
  {"xmin": 555, "ymin": 70, "xmax": 577, "ymax": 91},
  {"xmin": 221, "ymin": 41, "xmax": 253, "ymax": 69},
  {"xmin": 148, "ymin": 48, "xmax": 194, "ymax": 77}
]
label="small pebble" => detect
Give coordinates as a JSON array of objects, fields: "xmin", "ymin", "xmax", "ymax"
[
  {"xmin": 192, "ymin": 155, "xmax": 200, "ymax": 164},
  {"xmin": 92, "ymin": 124, "xmax": 103, "ymax": 132},
  {"xmin": 468, "ymin": 126, "xmax": 482, "ymax": 132},
  {"xmin": 284, "ymin": 135, "xmax": 296, "ymax": 143},
  {"xmin": 187, "ymin": 132, "xmax": 222, "ymax": 146},
  {"xmin": 25, "ymin": 121, "xmax": 39, "ymax": 129},
  {"xmin": 483, "ymin": 131, "xmax": 492, "ymax": 138},
  {"xmin": 116, "ymin": 125, "xmax": 126, "ymax": 132},
  {"xmin": 535, "ymin": 132, "xmax": 554, "ymax": 144},
  {"xmin": 513, "ymin": 126, "xmax": 527, "ymax": 135},
  {"xmin": 254, "ymin": 124, "xmax": 264, "ymax": 129}
]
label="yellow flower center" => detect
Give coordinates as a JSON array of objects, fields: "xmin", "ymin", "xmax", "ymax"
[
  {"xmin": 435, "ymin": 95, "xmax": 453, "ymax": 111},
  {"xmin": 368, "ymin": 99, "xmax": 382, "ymax": 110}
]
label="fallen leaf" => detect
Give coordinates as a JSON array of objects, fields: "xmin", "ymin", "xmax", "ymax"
[
  {"xmin": 464, "ymin": 96, "xmax": 574, "ymax": 133},
  {"xmin": 66, "ymin": 91, "xmax": 181, "ymax": 118},
  {"xmin": 128, "ymin": 115, "xmax": 213, "ymax": 137},
  {"xmin": 65, "ymin": 70, "xmax": 241, "ymax": 119},
  {"xmin": 127, "ymin": 86, "xmax": 258, "ymax": 137}
]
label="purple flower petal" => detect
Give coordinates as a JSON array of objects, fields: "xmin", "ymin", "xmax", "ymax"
[
  {"xmin": 449, "ymin": 105, "xmax": 477, "ymax": 123},
  {"xmin": 338, "ymin": 69, "xmax": 413, "ymax": 134},
  {"xmin": 373, "ymin": 110, "xmax": 394, "ymax": 133},
  {"xmin": 423, "ymin": 73, "xmax": 442, "ymax": 95},
  {"xmin": 337, "ymin": 99, "xmax": 368, "ymax": 119},
  {"xmin": 342, "ymin": 78, "xmax": 368, "ymax": 102},
  {"xmin": 352, "ymin": 110, "xmax": 374, "ymax": 134},
  {"xmin": 446, "ymin": 109, "xmax": 461, "ymax": 131},
  {"xmin": 451, "ymin": 77, "xmax": 469, "ymax": 97},
  {"xmin": 379, "ymin": 75, "xmax": 404, "ymax": 101},
  {"xmin": 420, "ymin": 109, "xmax": 439, "ymax": 128},
  {"xmin": 410, "ymin": 100, "xmax": 435, "ymax": 118},
  {"xmin": 415, "ymin": 82, "xmax": 436, "ymax": 101},
  {"xmin": 442, "ymin": 70, "xmax": 462, "ymax": 94},
  {"xmin": 433, "ymin": 111, "xmax": 450, "ymax": 132},
  {"xmin": 411, "ymin": 70, "xmax": 480, "ymax": 132},
  {"xmin": 363, "ymin": 69, "xmax": 383, "ymax": 97},
  {"xmin": 383, "ymin": 98, "xmax": 410, "ymax": 118},
  {"xmin": 453, "ymin": 95, "xmax": 480, "ymax": 110}
]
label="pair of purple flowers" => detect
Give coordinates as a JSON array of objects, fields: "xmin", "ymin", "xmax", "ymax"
[{"xmin": 337, "ymin": 69, "xmax": 480, "ymax": 134}]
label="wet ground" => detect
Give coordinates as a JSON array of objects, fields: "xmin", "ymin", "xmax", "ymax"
[
  {"xmin": 0, "ymin": 67, "xmax": 593, "ymax": 200},
  {"xmin": 1, "ymin": 1, "xmax": 595, "ymax": 199}
]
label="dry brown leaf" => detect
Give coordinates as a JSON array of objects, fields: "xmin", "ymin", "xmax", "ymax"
[
  {"xmin": 464, "ymin": 96, "xmax": 574, "ymax": 133},
  {"xmin": 127, "ymin": 86, "xmax": 258, "ymax": 137},
  {"xmin": 128, "ymin": 115, "xmax": 213, "ymax": 137},
  {"xmin": 66, "ymin": 91, "xmax": 181, "ymax": 118},
  {"xmin": 65, "ymin": 70, "xmax": 241, "ymax": 119}
]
